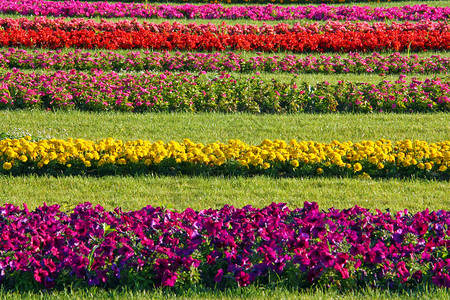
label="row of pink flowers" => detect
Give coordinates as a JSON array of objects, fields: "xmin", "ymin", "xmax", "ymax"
[
  {"xmin": 1, "ymin": 70, "xmax": 449, "ymax": 113},
  {"xmin": 1, "ymin": 1, "xmax": 449, "ymax": 21},
  {"xmin": 2, "ymin": 48, "xmax": 450, "ymax": 75}
]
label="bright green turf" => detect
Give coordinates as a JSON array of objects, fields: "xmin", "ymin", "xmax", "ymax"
[
  {"xmin": 1, "ymin": 284, "xmax": 449, "ymax": 300},
  {"xmin": 1, "ymin": 110, "xmax": 449, "ymax": 143},
  {"xmin": 1, "ymin": 175, "xmax": 448, "ymax": 213}
]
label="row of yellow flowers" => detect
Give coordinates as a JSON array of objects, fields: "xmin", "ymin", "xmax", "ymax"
[{"xmin": 1, "ymin": 137, "xmax": 449, "ymax": 179}]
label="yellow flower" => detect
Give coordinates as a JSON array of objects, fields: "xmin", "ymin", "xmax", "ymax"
[
  {"xmin": 19, "ymin": 155, "xmax": 28, "ymax": 162},
  {"xmin": 402, "ymin": 160, "xmax": 410, "ymax": 167},
  {"xmin": 424, "ymin": 163, "xmax": 432, "ymax": 170},
  {"xmin": 358, "ymin": 172, "xmax": 372, "ymax": 180},
  {"xmin": 48, "ymin": 152, "xmax": 58, "ymax": 160},
  {"xmin": 377, "ymin": 162, "xmax": 384, "ymax": 169},
  {"xmin": 2, "ymin": 162, "xmax": 12, "ymax": 170},
  {"xmin": 418, "ymin": 163, "xmax": 425, "ymax": 169},
  {"xmin": 214, "ymin": 157, "xmax": 226, "ymax": 166},
  {"xmin": 262, "ymin": 162, "xmax": 270, "ymax": 170},
  {"xmin": 438, "ymin": 165, "xmax": 447, "ymax": 172},
  {"xmin": 353, "ymin": 163, "xmax": 362, "ymax": 172},
  {"xmin": 317, "ymin": 168, "xmax": 323, "ymax": 175},
  {"xmin": 290, "ymin": 160, "xmax": 299, "ymax": 168}
]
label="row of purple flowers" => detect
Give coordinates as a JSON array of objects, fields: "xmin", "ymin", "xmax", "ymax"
[{"xmin": 0, "ymin": 201, "xmax": 449, "ymax": 290}]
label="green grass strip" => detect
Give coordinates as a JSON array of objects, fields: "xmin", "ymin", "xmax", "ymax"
[
  {"xmin": 2, "ymin": 111, "xmax": 449, "ymax": 143},
  {"xmin": 0, "ymin": 175, "xmax": 448, "ymax": 213}
]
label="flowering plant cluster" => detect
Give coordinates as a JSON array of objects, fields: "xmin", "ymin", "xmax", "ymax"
[
  {"xmin": 2, "ymin": 28, "xmax": 450, "ymax": 53},
  {"xmin": 1, "ymin": 201, "xmax": 449, "ymax": 290},
  {"xmin": 1, "ymin": 70, "xmax": 450, "ymax": 113},
  {"xmin": 1, "ymin": 137, "xmax": 449, "ymax": 180},
  {"xmin": 3, "ymin": 48, "xmax": 450, "ymax": 75},
  {"xmin": 2, "ymin": 2, "xmax": 449, "ymax": 21},
  {"xmin": 2, "ymin": 18, "xmax": 449, "ymax": 34},
  {"xmin": 51, "ymin": 0, "xmax": 422, "ymax": 4}
]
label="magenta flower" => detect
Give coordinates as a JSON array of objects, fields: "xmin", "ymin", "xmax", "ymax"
[{"xmin": 214, "ymin": 269, "xmax": 224, "ymax": 282}]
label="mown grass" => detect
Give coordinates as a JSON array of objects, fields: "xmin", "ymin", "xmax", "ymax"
[
  {"xmin": 1, "ymin": 175, "xmax": 449, "ymax": 213},
  {"xmin": 2, "ymin": 110, "xmax": 449, "ymax": 143},
  {"xmin": 1, "ymin": 284, "xmax": 449, "ymax": 300}
]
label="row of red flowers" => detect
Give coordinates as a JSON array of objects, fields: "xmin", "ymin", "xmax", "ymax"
[
  {"xmin": 1, "ymin": 28, "xmax": 450, "ymax": 52},
  {"xmin": 1, "ymin": 17, "xmax": 449, "ymax": 34}
]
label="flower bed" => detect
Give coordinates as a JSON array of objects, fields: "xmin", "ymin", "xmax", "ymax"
[
  {"xmin": 1, "ymin": 70, "xmax": 450, "ymax": 113},
  {"xmin": 3, "ymin": 49, "xmax": 450, "ymax": 75},
  {"xmin": 1, "ymin": 137, "xmax": 449, "ymax": 179},
  {"xmin": 1, "ymin": 0, "xmax": 449, "ymax": 295},
  {"xmin": 2, "ymin": 18, "xmax": 449, "ymax": 34},
  {"xmin": 2, "ymin": 28, "xmax": 450, "ymax": 52},
  {"xmin": 2, "ymin": 2, "xmax": 449, "ymax": 21},
  {"xmin": 0, "ymin": 201, "xmax": 449, "ymax": 290}
]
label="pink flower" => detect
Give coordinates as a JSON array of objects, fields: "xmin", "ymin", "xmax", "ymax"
[{"xmin": 214, "ymin": 269, "xmax": 224, "ymax": 282}]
